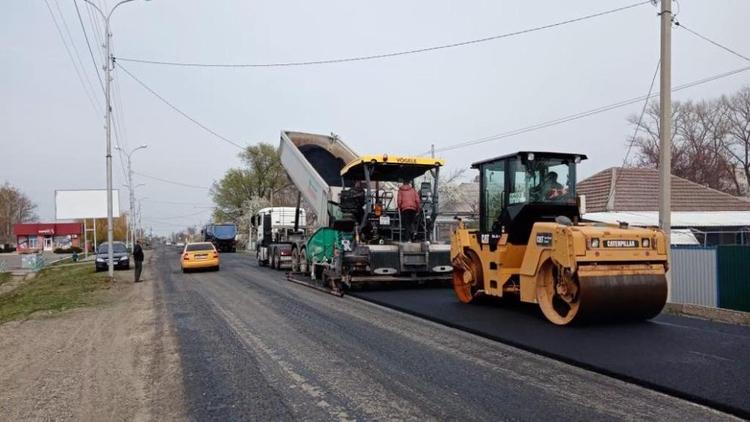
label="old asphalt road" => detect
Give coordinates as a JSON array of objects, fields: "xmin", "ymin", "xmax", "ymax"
[{"xmin": 153, "ymin": 247, "xmax": 736, "ymax": 421}]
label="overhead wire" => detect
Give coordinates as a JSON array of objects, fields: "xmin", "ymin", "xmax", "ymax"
[
  {"xmin": 427, "ymin": 64, "xmax": 750, "ymax": 154},
  {"xmin": 604, "ymin": 59, "xmax": 661, "ymax": 207},
  {"xmin": 133, "ymin": 171, "xmax": 211, "ymax": 190},
  {"xmin": 43, "ymin": 0, "xmax": 100, "ymax": 114},
  {"xmin": 115, "ymin": 62, "xmax": 246, "ymax": 150},
  {"xmin": 72, "ymin": 0, "xmax": 104, "ymax": 93},
  {"xmin": 114, "ymin": 1, "xmax": 651, "ymax": 68},
  {"xmin": 675, "ymin": 21, "xmax": 750, "ymax": 63},
  {"xmin": 51, "ymin": 0, "xmax": 101, "ymax": 106}
]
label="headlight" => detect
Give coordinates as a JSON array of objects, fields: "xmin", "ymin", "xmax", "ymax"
[
  {"xmin": 119, "ymin": 256, "xmax": 128, "ymax": 261},
  {"xmin": 642, "ymin": 238, "xmax": 650, "ymax": 248},
  {"xmin": 590, "ymin": 238, "xmax": 600, "ymax": 248},
  {"xmin": 96, "ymin": 257, "xmax": 105, "ymax": 262}
]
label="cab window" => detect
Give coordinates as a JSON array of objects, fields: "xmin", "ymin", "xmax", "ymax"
[{"xmin": 481, "ymin": 161, "xmax": 505, "ymax": 232}]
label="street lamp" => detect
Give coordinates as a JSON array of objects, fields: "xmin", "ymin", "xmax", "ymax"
[
  {"xmin": 115, "ymin": 144, "xmax": 147, "ymax": 249},
  {"xmin": 81, "ymin": 0, "xmax": 149, "ymax": 278}
]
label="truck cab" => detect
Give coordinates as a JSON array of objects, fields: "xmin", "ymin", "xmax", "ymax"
[{"xmin": 253, "ymin": 207, "xmax": 307, "ymax": 269}]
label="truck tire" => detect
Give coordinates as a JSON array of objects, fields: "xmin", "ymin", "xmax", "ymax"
[
  {"xmin": 299, "ymin": 247, "xmax": 308, "ymax": 274},
  {"xmin": 291, "ymin": 248, "xmax": 300, "ymax": 273}
]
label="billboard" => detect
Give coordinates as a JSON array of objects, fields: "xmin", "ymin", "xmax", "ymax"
[{"xmin": 55, "ymin": 189, "xmax": 121, "ymax": 219}]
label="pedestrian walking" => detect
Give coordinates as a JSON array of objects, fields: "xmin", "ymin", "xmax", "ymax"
[
  {"xmin": 397, "ymin": 180, "xmax": 420, "ymax": 241},
  {"xmin": 133, "ymin": 240, "xmax": 144, "ymax": 283}
]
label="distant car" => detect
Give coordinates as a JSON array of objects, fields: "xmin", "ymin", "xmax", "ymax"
[
  {"xmin": 95, "ymin": 241, "xmax": 130, "ymax": 272},
  {"xmin": 181, "ymin": 242, "xmax": 220, "ymax": 273},
  {"xmin": 176, "ymin": 242, "xmax": 185, "ymax": 248},
  {"xmin": 165, "ymin": 241, "xmax": 173, "ymax": 246}
]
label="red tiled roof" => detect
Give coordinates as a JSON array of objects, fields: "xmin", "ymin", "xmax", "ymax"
[
  {"xmin": 13, "ymin": 223, "xmax": 83, "ymax": 236},
  {"xmin": 577, "ymin": 167, "xmax": 750, "ymax": 212}
]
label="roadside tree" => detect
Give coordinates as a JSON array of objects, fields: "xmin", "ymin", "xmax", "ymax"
[{"xmin": 0, "ymin": 183, "xmax": 38, "ymax": 244}]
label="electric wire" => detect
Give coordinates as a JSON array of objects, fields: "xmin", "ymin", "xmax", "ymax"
[
  {"xmin": 51, "ymin": 0, "xmax": 101, "ymax": 106},
  {"xmin": 133, "ymin": 171, "xmax": 211, "ymax": 190},
  {"xmin": 605, "ymin": 59, "xmax": 661, "ymax": 207},
  {"xmin": 675, "ymin": 21, "xmax": 750, "ymax": 63},
  {"xmin": 73, "ymin": 0, "xmax": 104, "ymax": 93},
  {"xmin": 115, "ymin": 62, "xmax": 246, "ymax": 150},
  {"xmin": 427, "ymin": 64, "xmax": 750, "ymax": 154},
  {"xmin": 43, "ymin": 0, "xmax": 100, "ymax": 114},
  {"xmin": 114, "ymin": 1, "xmax": 651, "ymax": 68}
]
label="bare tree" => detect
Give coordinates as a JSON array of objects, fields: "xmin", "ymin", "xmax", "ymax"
[
  {"xmin": 0, "ymin": 182, "xmax": 38, "ymax": 244},
  {"xmin": 723, "ymin": 87, "xmax": 750, "ymax": 195},
  {"xmin": 628, "ymin": 95, "xmax": 741, "ymax": 195}
]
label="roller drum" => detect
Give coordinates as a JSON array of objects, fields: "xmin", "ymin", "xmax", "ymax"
[{"xmin": 575, "ymin": 274, "xmax": 668, "ymax": 323}]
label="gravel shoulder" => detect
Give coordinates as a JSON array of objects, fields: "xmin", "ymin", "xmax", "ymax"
[{"xmin": 0, "ymin": 252, "xmax": 186, "ymax": 421}]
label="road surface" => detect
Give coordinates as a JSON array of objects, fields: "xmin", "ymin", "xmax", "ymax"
[{"xmin": 153, "ymin": 247, "xmax": 734, "ymax": 421}]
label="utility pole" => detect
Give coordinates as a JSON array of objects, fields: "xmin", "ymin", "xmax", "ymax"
[
  {"xmin": 104, "ymin": 12, "xmax": 115, "ymax": 278},
  {"xmin": 82, "ymin": 0, "xmax": 146, "ymax": 279},
  {"xmin": 659, "ymin": 0, "xmax": 672, "ymax": 300}
]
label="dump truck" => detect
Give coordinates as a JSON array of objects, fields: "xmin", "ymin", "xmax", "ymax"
[
  {"xmin": 451, "ymin": 151, "xmax": 668, "ymax": 325},
  {"xmin": 202, "ymin": 223, "xmax": 237, "ymax": 252},
  {"xmin": 253, "ymin": 206, "xmax": 307, "ymax": 269},
  {"xmin": 278, "ymin": 130, "xmax": 452, "ymax": 294}
]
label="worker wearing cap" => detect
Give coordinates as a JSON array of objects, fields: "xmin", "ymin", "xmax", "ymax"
[{"xmin": 397, "ymin": 180, "xmax": 420, "ymax": 241}]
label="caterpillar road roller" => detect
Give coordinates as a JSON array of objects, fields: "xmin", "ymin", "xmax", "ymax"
[{"xmin": 451, "ymin": 151, "xmax": 668, "ymax": 325}]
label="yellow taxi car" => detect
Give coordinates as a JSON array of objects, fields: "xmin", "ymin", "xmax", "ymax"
[{"xmin": 181, "ymin": 242, "xmax": 220, "ymax": 272}]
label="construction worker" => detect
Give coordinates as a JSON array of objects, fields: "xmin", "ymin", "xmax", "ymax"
[
  {"xmin": 397, "ymin": 180, "xmax": 420, "ymax": 241},
  {"xmin": 133, "ymin": 240, "xmax": 144, "ymax": 283}
]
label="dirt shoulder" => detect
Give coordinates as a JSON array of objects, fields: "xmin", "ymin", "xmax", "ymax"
[{"xmin": 0, "ymin": 252, "xmax": 186, "ymax": 421}]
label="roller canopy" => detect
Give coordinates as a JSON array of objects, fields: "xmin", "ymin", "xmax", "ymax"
[{"xmin": 341, "ymin": 155, "xmax": 445, "ymax": 182}]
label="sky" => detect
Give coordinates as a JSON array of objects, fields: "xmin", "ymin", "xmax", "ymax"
[{"xmin": 2, "ymin": 0, "xmax": 749, "ymax": 235}]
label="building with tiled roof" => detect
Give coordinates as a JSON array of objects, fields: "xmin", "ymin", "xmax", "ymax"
[{"xmin": 578, "ymin": 167, "xmax": 750, "ymax": 245}]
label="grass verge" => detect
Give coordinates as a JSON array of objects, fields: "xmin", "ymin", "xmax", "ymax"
[
  {"xmin": 0, "ymin": 272, "xmax": 10, "ymax": 286},
  {"xmin": 0, "ymin": 264, "xmax": 111, "ymax": 323}
]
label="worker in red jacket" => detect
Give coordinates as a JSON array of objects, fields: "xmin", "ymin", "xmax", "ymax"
[{"xmin": 397, "ymin": 180, "xmax": 420, "ymax": 241}]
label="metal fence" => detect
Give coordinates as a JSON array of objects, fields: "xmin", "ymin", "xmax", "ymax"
[
  {"xmin": 670, "ymin": 245, "xmax": 750, "ymax": 312},
  {"xmin": 671, "ymin": 247, "xmax": 718, "ymax": 307}
]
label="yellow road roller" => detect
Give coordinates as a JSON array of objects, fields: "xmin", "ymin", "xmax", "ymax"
[{"xmin": 451, "ymin": 151, "xmax": 668, "ymax": 325}]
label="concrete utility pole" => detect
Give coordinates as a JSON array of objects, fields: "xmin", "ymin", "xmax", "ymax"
[
  {"xmin": 659, "ymin": 0, "xmax": 672, "ymax": 299},
  {"xmin": 82, "ymin": 0, "xmax": 147, "ymax": 278},
  {"xmin": 116, "ymin": 145, "xmax": 147, "ymax": 249}
]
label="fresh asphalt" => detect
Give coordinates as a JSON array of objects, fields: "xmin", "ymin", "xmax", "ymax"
[
  {"xmin": 353, "ymin": 288, "xmax": 750, "ymax": 418},
  {"xmin": 153, "ymin": 247, "xmax": 737, "ymax": 421}
]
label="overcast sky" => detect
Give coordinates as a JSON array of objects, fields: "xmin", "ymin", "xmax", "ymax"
[{"xmin": 2, "ymin": 0, "xmax": 749, "ymax": 235}]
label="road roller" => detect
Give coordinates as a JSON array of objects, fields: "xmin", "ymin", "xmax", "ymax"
[{"xmin": 451, "ymin": 151, "xmax": 668, "ymax": 325}]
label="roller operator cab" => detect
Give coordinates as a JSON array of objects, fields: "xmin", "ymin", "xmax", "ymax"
[{"xmin": 451, "ymin": 151, "xmax": 669, "ymax": 325}]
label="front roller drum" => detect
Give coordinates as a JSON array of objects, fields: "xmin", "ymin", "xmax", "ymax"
[{"xmin": 536, "ymin": 265, "xmax": 667, "ymax": 325}]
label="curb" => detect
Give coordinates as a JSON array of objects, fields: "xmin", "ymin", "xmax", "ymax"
[{"xmin": 663, "ymin": 303, "xmax": 750, "ymax": 326}]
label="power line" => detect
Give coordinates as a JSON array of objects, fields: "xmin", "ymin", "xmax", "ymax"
[
  {"xmin": 605, "ymin": 59, "xmax": 661, "ymax": 207},
  {"xmin": 115, "ymin": 62, "xmax": 246, "ymax": 150},
  {"xmin": 134, "ymin": 171, "xmax": 211, "ymax": 190},
  {"xmin": 114, "ymin": 1, "xmax": 651, "ymax": 69},
  {"xmin": 142, "ymin": 199, "xmax": 213, "ymax": 206},
  {"xmin": 51, "ymin": 0, "xmax": 101, "ymax": 105},
  {"xmin": 428, "ymin": 64, "xmax": 750, "ymax": 154},
  {"xmin": 43, "ymin": 0, "xmax": 100, "ymax": 114},
  {"xmin": 72, "ymin": 0, "xmax": 104, "ymax": 93},
  {"xmin": 675, "ymin": 21, "xmax": 750, "ymax": 63}
]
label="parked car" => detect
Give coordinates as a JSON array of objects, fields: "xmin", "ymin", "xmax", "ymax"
[
  {"xmin": 95, "ymin": 241, "xmax": 130, "ymax": 272},
  {"xmin": 181, "ymin": 242, "xmax": 220, "ymax": 273}
]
